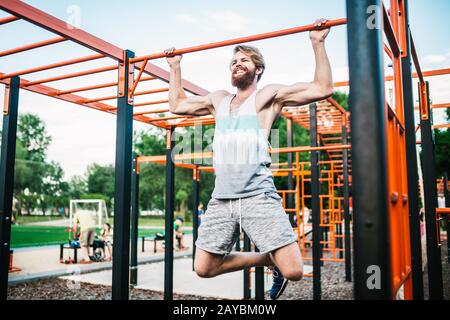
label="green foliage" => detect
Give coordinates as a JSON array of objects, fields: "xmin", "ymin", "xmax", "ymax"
[
  {"xmin": 13, "ymin": 113, "xmax": 67, "ymax": 216},
  {"xmin": 332, "ymin": 91, "xmax": 349, "ymax": 110},
  {"xmin": 85, "ymin": 163, "xmax": 115, "ymax": 208},
  {"xmin": 434, "ymin": 128, "xmax": 450, "ymax": 177}
]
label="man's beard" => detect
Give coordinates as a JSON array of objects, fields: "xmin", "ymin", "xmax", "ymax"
[{"xmin": 231, "ymin": 67, "xmax": 256, "ymax": 89}]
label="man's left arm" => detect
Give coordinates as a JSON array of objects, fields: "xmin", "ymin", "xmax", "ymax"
[{"xmin": 267, "ymin": 19, "xmax": 334, "ymax": 113}]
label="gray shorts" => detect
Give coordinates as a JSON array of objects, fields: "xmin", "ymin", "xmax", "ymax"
[{"xmin": 195, "ymin": 192, "xmax": 297, "ymax": 255}]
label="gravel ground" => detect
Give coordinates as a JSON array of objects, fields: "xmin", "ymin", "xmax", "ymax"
[
  {"xmin": 7, "ymin": 242, "xmax": 449, "ymax": 300},
  {"xmin": 423, "ymin": 241, "xmax": 450, "ymax": 300},
  {"xmin": 7, "ymin": 262, "xmax": 352, "ymax": 300}
]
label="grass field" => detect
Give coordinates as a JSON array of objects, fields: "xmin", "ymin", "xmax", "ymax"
[
  {"xmin": 10, "ymin": 225, "xmax": 191, "ymax": 248},
  {"xmin": 14, "ymin": 216, "xmax": 193, "ymax": 228}
]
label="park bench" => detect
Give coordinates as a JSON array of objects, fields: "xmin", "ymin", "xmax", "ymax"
[{"xmin": 142, "ymin": 233, "xmax": 165, "ymax": 253}]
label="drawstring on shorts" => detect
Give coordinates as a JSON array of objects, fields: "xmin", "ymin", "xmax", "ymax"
[{"xmin": 229, "ymin": 199, "xmax": 243, "ymax": 234}]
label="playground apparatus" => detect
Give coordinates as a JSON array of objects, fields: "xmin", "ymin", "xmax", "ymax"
[{"xmin": 0, "ymin": 0, "xmax": 449, "ymax": 301}]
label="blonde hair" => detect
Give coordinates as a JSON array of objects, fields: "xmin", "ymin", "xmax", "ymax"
[{"xmin": 232, "ymin": 45, "xmax": 265, "ymax": 82}]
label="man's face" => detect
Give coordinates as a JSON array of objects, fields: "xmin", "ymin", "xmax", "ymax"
[{"xmin": 230, "ymin": 51, "xmax": 258, "ymax": 89}]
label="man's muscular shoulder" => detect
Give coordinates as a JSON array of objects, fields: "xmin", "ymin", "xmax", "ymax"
[
  {"xmin": 210, "ymin": 90, "xmax": 230, "ymax": 108},
  {"xmin": 255, "ymin": 84, "xmax": 285, "ymax": 112}
]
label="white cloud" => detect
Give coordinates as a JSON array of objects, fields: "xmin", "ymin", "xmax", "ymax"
[
  {"xmin": 174, "ymin": 10, "xmax": 251, "ymax": 34},
  {"xmin": 175, "ymin": 13, "xmax": 197, "ymax": 24},
  {"xmin": 424, "ymin": 54, "xmax": 447, "ymax": 64}
]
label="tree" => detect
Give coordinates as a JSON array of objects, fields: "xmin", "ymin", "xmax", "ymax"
[
  {"xmin": 12, "ymin": 113, "xmax": 69, "ymax": 215},
  {"xmin": 17, "ymin": 113, "xmax": 51, "ymax": 162},
  {"xmin": 434, "ymin": 109, "xmax": 450, "ymax": 178},
  {"xmin": 68, "ymin": 175, "xmax": 88, "ymax": 200},
  {"xmin": 86, "ymin": 163, "xmax": 115, "ymax": 209}
]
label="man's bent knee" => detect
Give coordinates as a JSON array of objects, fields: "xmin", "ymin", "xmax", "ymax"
[
  {"xmin": 194, "ymin": 263, "xmax": 218, "ymax": 278},
  {"xmin": 194, "ymin": 249, "xmax": 223, "ymax": 278},
  {"xmin": 283, "ymin": 268, "xmax": 303, "ymax": 281}
]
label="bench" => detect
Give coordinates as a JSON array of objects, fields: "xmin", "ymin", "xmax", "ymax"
[
  {"xmin": 60, "ymin": 241, "xmax": 79, "ymax": 263},
  {"xmin": 142, "ymin": 234, "xmax": 165, "ymax": 253}
]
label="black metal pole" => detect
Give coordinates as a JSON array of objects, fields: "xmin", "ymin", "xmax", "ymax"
[
  {"xmin": 310, "ymin": 102, "xmax": 322, "ymax": 300},
  {"xmin": 419, "ymin": 81, "xmax": 444, "ymax": 300},
  {"xmin": 347, "ymin": 0, "xmax": 392, "ymax": 299},
  {"xmin": 342, "ymin": 120, "xmax": 352, "ymax": 282},
  {"xmin": 130, "ymin": 157, "xmax": 140, "ymax": 287},
  {"xmin": 164, "ymin": 127, "xmax": 176, "ymax": 300},
  {"xmin": 401, "ymin": 0, "xmax": 424, "ymax": 299},
  {"xmin": 243, "ymin": 233, "xmax": 251, "ymax": 299},
  {"xmin": 444, "ymin": 175, "xmax": 450, "ymax": 263},
  {"xmin": 0, "ymin": 76, "xmax": 20, "ymax": 301},
  {"xmin": 192, "ymin": 167, "xmax": 200, "ymax": 271},
  {"xmin": 112, "ymin": 50, "xmax": 134, "ymax": 300},
  {"xmin": 287, "ymin": 118, "xmax": 295, "ymax": 226},
  {"xmin": 254, "ymin": 246, "xmax": 265, "ymax": 300}
]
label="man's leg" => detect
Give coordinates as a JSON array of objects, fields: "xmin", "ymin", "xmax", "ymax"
[
  {"xmin": 194, "ymin": 248, "xmax": 273, "ymax": 278},
  {"xmin": 270, "ymin": 242, "xmax": 303, "ymax": 281}
]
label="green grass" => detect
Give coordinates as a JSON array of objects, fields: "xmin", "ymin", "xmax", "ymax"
[
  {"xmin": 10, "ymin": 225, "xmax": 191, "ymax": 248},
  {"xmin": 14, "ymin": 215, "xmax": 65, "ymax": 225},
  {"xmin": 14, "ymin": 215, "xmax": 193, "ymax": 228}
]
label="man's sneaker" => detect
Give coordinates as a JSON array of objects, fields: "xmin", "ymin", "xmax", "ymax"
[{"xmin": 269, "ymin": 266, "xmax": 288, "ymax": 300}]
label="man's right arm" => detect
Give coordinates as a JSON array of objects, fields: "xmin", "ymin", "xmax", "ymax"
[{"xmin": 166, "ymin": 51, "xmax": 227, "ymax": 117}]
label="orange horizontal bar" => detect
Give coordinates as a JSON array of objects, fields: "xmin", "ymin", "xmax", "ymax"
[
  {"xmin": 55, "ymin": 75, "xmax": 155, "ymax": 96},
  {"xmin": 0, "ymin": 15, "xmax": 19, "ymax": 25},
  {"xmin": 130, "ymin": 18, "xmax": 347, "ymax": 63},
  {"xmin": 146, "ymin": 115, "xmax": 192, "ymax": 122},
  {"xmin": 82, "ymin": 88, "xmax": 169, "ymax": 103},
  {"xmin": 415, "ymin": 103, "xmax": 450, "ymax": 111},
  {"xmin": 133, "ymin": 99, "xmax": 169, "ymax": 108},
  {"xmin": 436, "ymin": 208, "xmax": 450, "ymax": 215},
  {"xmin": 0, "ymin": 37, "xmax": 68, "ymax": 57},
  {"xmin": 56, "ymin": 81, "xmax": 117, "ymax": 95},
  {"xmin": 333, "ymin": 68, "xmax": 450, "ymax": 88},
  {"xmin": 433, "ymin": 124, "xmax": 450, "ymax": 130},
  {"xmin": 134, "ymin": 88, "xmax": 169, "ymax": 97},
  {"xmin": 24, "ymin": 65, "xmax": 118, "ymax": 86},
  {"xmin": 133, "ymin": 109, "xmax": 169, "ymax": 116},
  {"xmin": 0, "ymin": 54, "xmax": 104, "ymax": 79},
  {"xmin": 174, "ymin": 118, "xmax": 216, "ymax": 128}
]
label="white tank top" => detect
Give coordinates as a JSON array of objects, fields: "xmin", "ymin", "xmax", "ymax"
[{"xmin": 211, "ymin": 90, "xmax": 276, "ymax": 199}]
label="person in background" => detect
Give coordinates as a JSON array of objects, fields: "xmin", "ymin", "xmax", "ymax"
[
  {"xmin": 72, "ymin": 209, "xmax": 97, "ymax": 264},
  {"xmin": 174, "ymin": 217, "xmax": 187, "ymax": 250},
  {"xmin": 99, "ymin": 222, "xmax": 113, "ymax": 261},
  {"xmin": 197, "ymin": 203, "xmax": 205, "ymax": 226}
]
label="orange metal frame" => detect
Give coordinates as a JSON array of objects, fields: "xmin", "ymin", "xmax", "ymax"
[{"xmin": 1, "ymin": 0, "xmax": 447, "ymax": 299}]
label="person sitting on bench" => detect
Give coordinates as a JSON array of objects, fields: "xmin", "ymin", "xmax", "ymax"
[{"xmin": 174, "ymin": 217, "xmax": 188, "ymax": 251}]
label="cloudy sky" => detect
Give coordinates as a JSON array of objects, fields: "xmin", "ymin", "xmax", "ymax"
[{"xmin": 0, "ymin": 0, "xmax": 449, "ymax": 179}]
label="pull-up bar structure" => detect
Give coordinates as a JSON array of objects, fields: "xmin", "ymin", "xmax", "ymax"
[{"xmin": 0, "ymin": 0, "xmax": 448, "ymax": 301}]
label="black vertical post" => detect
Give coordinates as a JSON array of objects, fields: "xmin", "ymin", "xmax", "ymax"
[
  {"xmin": 192, "ymin": 167, "xmax": 200, "ymax": 271},
  {"xmin": 342, "ymin": 120, "xmax": 352, "ymax": 282},
  {"xmin": 310, "ymin": 102, "xmax": 321, "ymax": 300},
  {"xmin": 130, "ymin": 157, "xmax": 139, "ymax": 287},
  {"xmin": 287, "ymin": 118, "xmax": 295, "ymax": 226},
  {"xmin": 243, "ymin": 233, "xmax": 251, "ymax": 299},
  {"xmin": 164, "ymin": 127, "xmax": 176, "ymax": 300},
  {"xmin": 0, "ymin": 76, "xmax": 20, "ymax": 301},
  {"xmin": 254, "ymin": 246, "xmax": 265, "ymax": 300},
  {"xmin": 347, "ymin": 0, "xmax": 391, "ymax": 299},
  {"xmin": 444, "ymin": 173, "xmax": 450, "ymax": 263},
  {"xmin": 112, "ymin": 50, "xmax": 134, "ymax": 300},
  {"xmin": 444, "ymin": 175, "xmax": 450, "ymax": 263},
  {"xmin": 401, "ymin": 0, "xmax": 424, "ymax": 299},
  {"xmin": 419, "ymin": 81, "xmax": 444, "ymax": 300}
]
